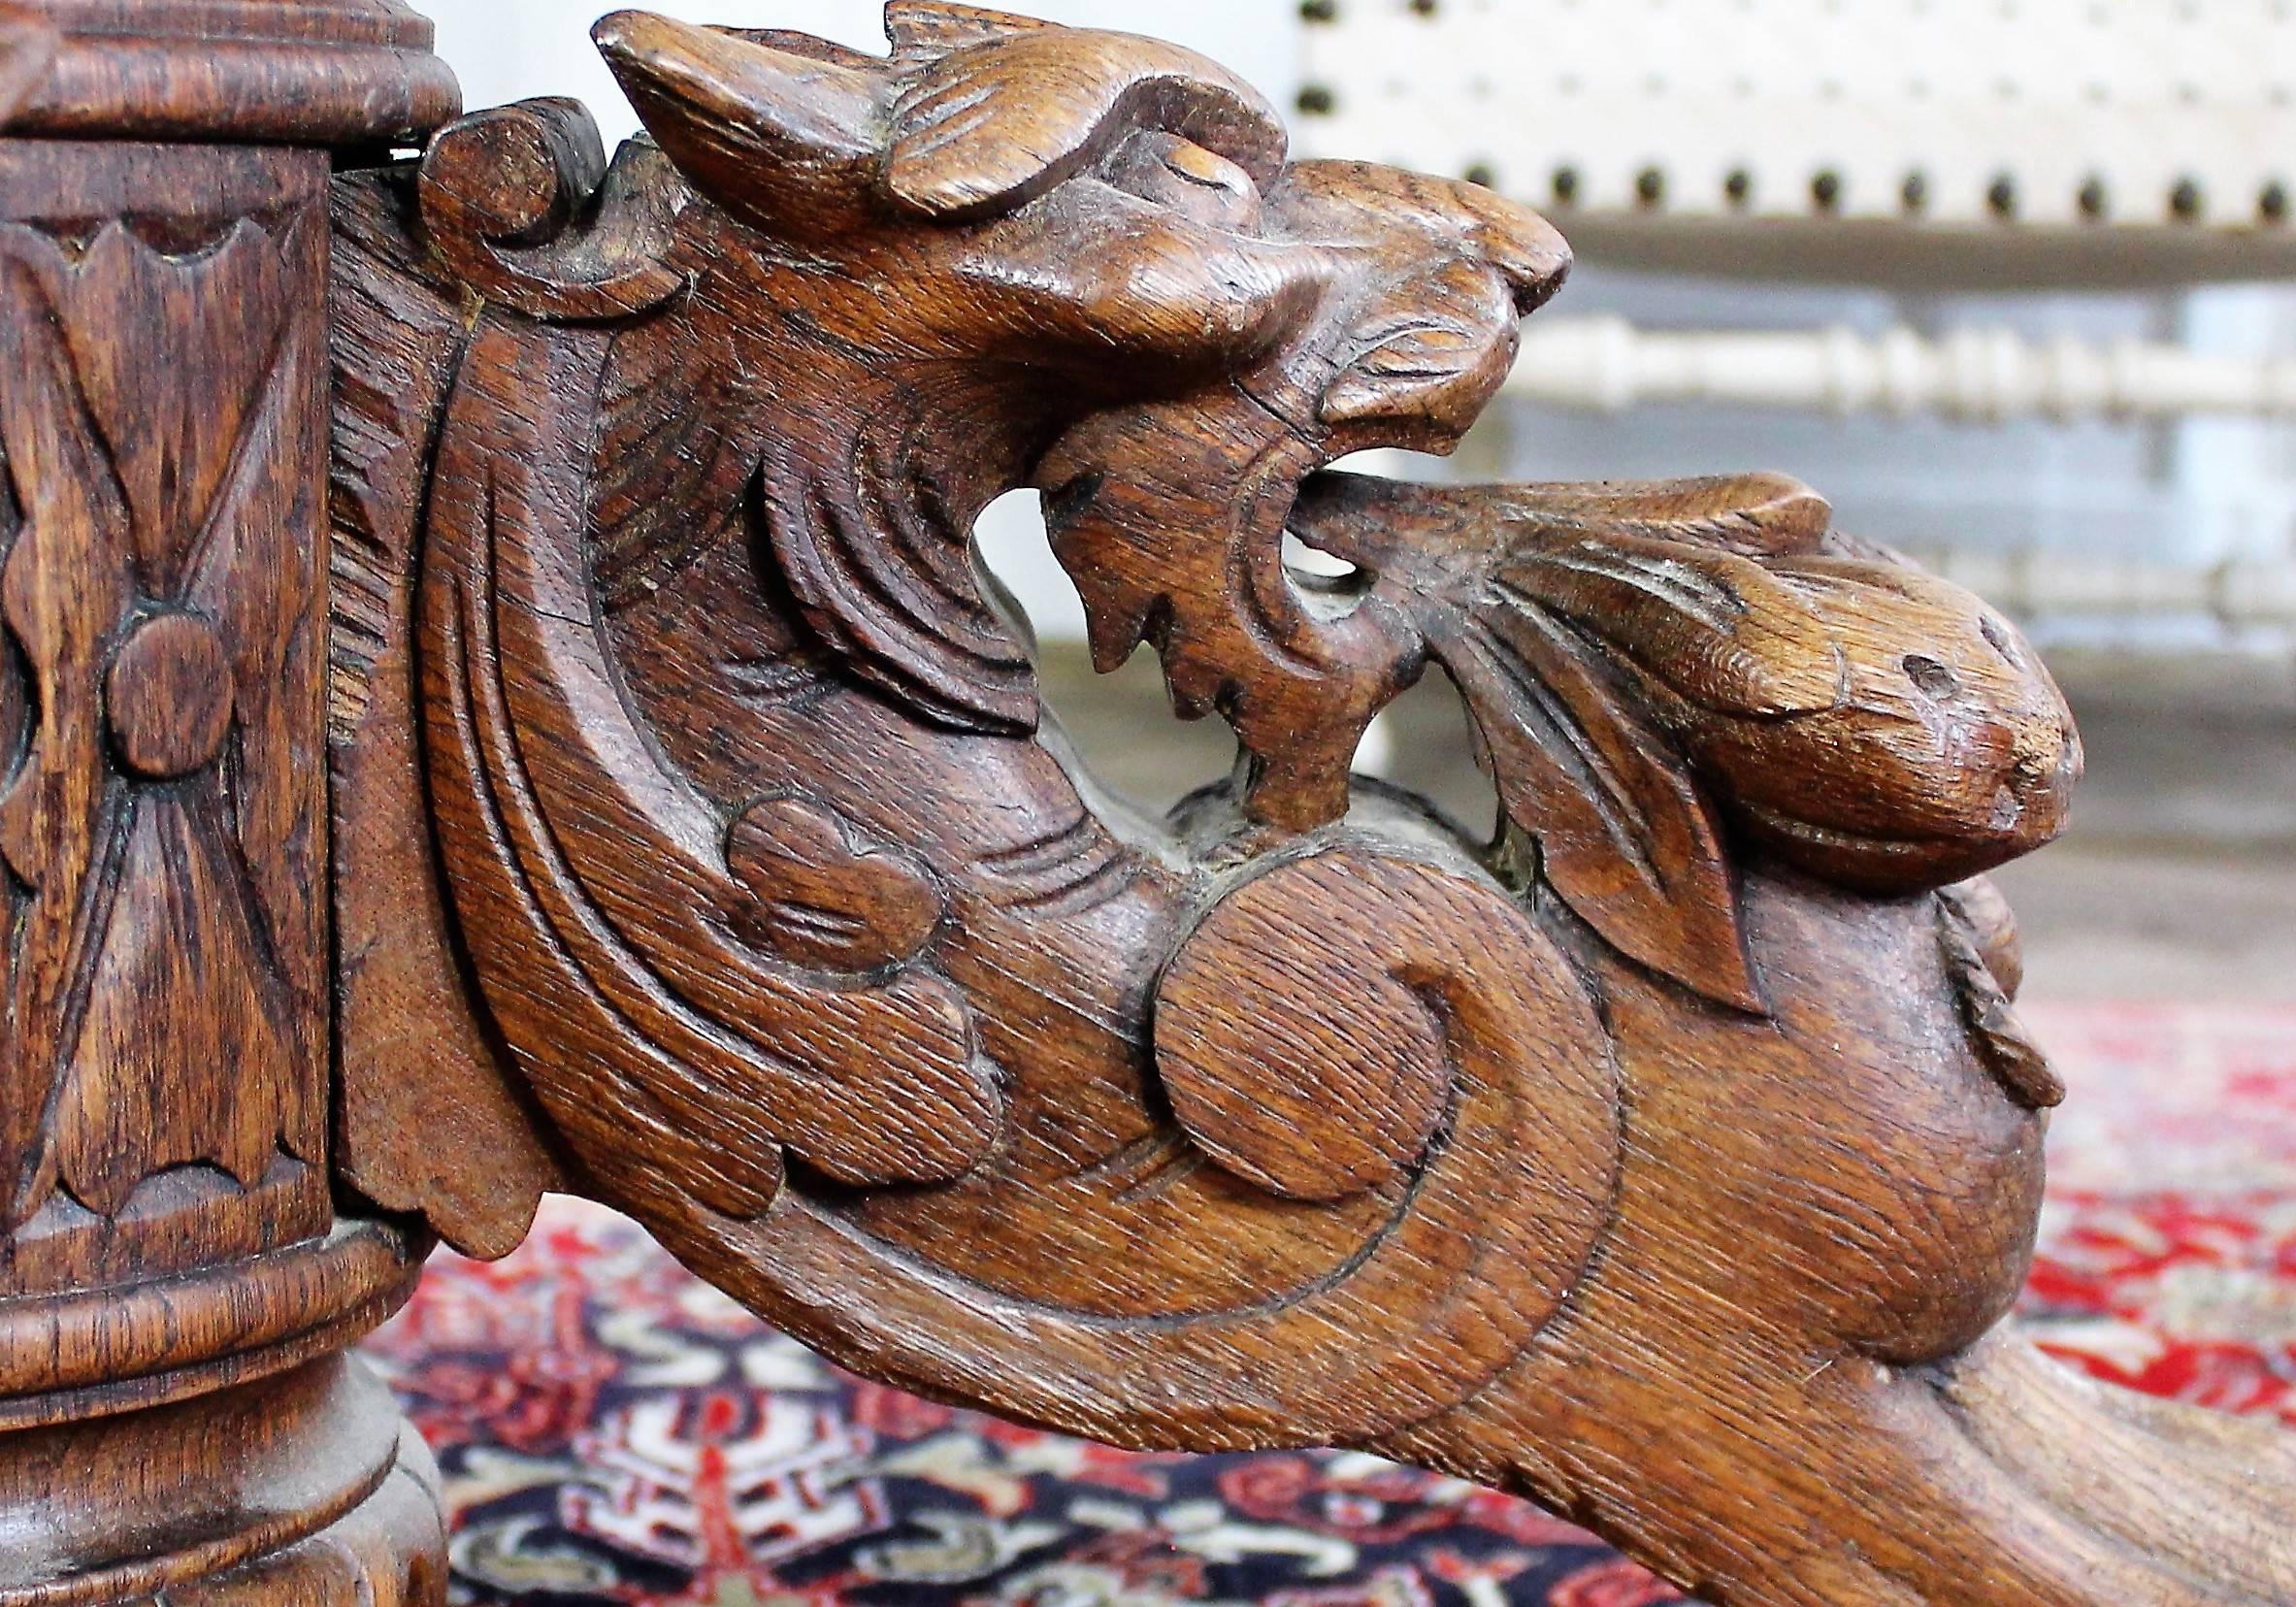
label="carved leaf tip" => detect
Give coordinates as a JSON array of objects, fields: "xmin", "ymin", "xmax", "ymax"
[
  {"xmin": 1445, "ymin": 605, "xmax": 1764, "ymax": 1013},
  {"xmin": 722, "ymin": 795, "xmax": 944, "ymax": 973},
  {"xmin": 1940, "ymin": 887, "xmax": 2064, "ymax": 1109},
  {"xmin": 1493, "ymin": 472, "xmax": 1833, "ymax": 558}
]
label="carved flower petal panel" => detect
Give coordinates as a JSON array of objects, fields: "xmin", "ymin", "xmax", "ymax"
[
  {"xmin": 51, "ymin": 797, "xmax": 305, "ymax": 1215},
  {"xmin": 0, "ymin": 184, "xmax": 327, "ymax": 1249},
  {"xmin": 61, "ymin": 222, "xmax": 291, "ymax": 595},
  {"xmin": 0, "ymin": 239, "xmax": 137, "ymax": 1221}
]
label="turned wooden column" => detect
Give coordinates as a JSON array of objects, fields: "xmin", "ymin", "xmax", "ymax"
[{"xmin": 0, "ymin": 5, "xmax": 457, "ymax": 1602}]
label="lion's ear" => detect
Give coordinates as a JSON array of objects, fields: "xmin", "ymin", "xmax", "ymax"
[
  {"xmin": 594, "ymin": 11, "xmax": 885, "ymax": 241},
  {"xmin": 884, "ymin": 29, "xmax": 1287, "ymax": 220},
  {"xmin": 884, "ymin": 1, "xmax": 1052, "ymax": 62}
]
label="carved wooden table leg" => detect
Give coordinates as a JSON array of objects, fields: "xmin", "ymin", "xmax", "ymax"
[{"xmin": 0, "ymin": 8, "xmax": 458, "ymax": 1604}]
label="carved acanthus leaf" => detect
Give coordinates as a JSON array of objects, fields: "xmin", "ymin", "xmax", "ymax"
[
  {"xmin": 421, "ymin": 315, "xmax": 1001, "ymax": 1201},
  {"xmin": 1434, "ymin": 598, "xmax": 1759, "ymax": 1011},
  {"xmin": 1295, "ymin": 467, "xmax": 2079, "ymax": 991},
  {"xmin": 1939, "ymin": 882, "xmax": 2063, "ymax": 1110},
  {"xmin": 1291, "ymin": 472, "xmax": 1760, "ymax": 1010},
  {"xmin": 762, "ymin": 397, "xmax": 1039, "ymax": 736},
  {"xmin": 588, "ymin": 311, "xmax": 753, "ymax": 607}
]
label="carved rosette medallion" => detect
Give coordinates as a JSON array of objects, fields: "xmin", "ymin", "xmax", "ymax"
[{"xmin": 0, "ymin": 147, "xmax": 332, "ymax": 1295}]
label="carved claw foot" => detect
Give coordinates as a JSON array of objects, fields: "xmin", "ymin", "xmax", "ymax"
[{"xmin": 319, "ymin": 8, "xmax": 2293, "ymax": 1605}]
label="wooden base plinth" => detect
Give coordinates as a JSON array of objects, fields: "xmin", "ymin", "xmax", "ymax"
[{"xmin": 0, "ymin": 1353, "xmax": 443, "ymax": 1607}]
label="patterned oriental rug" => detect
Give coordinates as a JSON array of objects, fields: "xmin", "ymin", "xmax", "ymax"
[{"xmin": 367, "ymin": 1001, "xmax": 2296, "ymax": 1607}]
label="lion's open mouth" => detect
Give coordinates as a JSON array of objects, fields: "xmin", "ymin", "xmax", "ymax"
[
  {"xmin": 1031, "ymin": 396, "xmax": 1441, "ymax": 827},
  {"xmin": 1015, "ymin": 145, "xmax": 1561, "ymax": 832},
  {"xmin": 1038, "ymin": 407, "xmax": 1448, "ymax": 656}
]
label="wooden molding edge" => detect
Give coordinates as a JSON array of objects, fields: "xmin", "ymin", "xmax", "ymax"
[{"xmin": 1, "ymin": 0, "xmax": 459, "ymax": 146}]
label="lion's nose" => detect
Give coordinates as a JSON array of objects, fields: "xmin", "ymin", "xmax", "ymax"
[{"xmin": 1455, "ymin": 185, "xmax": 1573, "ymax": 313}]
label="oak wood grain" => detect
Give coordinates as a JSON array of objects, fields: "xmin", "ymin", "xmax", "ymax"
[
  {"xmin": 0, "ymin": 0, "xmax": 457, "ymax": 146},
  {"xmin": 306, "ymin": 8, "xmax": 2291, "ymax": 1607},
  {"xmin": 0, "ymin": 8, "xmax": 455, "ymax": 1605}
]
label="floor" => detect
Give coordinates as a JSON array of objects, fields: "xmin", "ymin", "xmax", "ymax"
[{"xmin": 1037, "ymin": 642, "xmax": 2296, "ymax": 1006}]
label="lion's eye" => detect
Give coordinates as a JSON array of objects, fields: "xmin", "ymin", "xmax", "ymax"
[{"xmin": 1100, "ymin": 130, "xmax": 1263, "ymax": 232}]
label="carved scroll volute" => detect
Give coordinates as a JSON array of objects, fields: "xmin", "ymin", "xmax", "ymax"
[{"xmin": 416, "ymin": 97, "xmax": 687, "ymax": 321}]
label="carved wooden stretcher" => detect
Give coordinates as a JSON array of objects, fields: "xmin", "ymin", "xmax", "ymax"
[{"xmin": 2, "ymin": 5, "xmax": 2291, "ymax": 1605}]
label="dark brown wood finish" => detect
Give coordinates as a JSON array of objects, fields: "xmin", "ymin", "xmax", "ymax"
[
  {"xmin": 0, "ymin": 5, "xmax": 453, "ymax": 1604},
  {"xmin": 0, "ymin": 1, "xmax": 455, "ymax": 146},
  {"xmin": 9, "ymin": 4, "xmax": 2292, "ymax": 1605},
  {"xmin": 315, "ymin": 10, "xmax": 2295, "ymax": 1604}
]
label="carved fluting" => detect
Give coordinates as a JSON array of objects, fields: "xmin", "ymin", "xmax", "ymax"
[
  {"xmin": 323, "ymin": 9, "xmax": 2296, "ymax": 1607},
  {"xmin": 0, "ymin": 148, "xmax": 333, "ymax": 1292}
]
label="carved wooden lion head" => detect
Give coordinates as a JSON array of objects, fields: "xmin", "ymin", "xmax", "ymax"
[{"xmin": 589, "ymin": 3, "xmax": 1570, "ymax": 829}]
